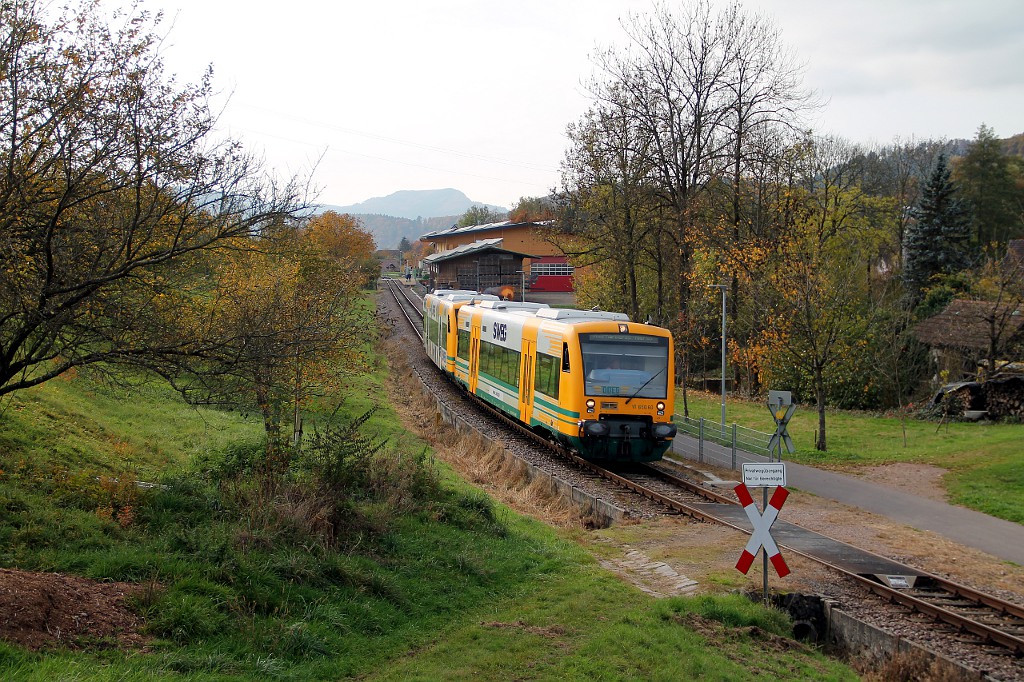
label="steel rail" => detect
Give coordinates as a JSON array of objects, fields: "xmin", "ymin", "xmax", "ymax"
[
  {"xmin": 611, "ymin": 462, "xmax": 1024, "ymax": 655},
  {"xmin": 604, "ymin": 461, "xmax": 1024, "ymax": 654}
]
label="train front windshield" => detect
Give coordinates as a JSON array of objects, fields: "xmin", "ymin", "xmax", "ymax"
[{"xmin": 580, "ymin": 333, "xmax": 669, "ymax": 399}]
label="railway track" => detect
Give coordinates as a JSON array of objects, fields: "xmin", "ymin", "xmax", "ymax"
[
  {"xmin": 386, "ymin": 279, "xmax": 425, "ymax": 341},
  {"xmin": 608, "ymin": 459, "xmax": 1024, "ymax": 658},
  {"xmin": 382, "ymin": 279, "xmax": 1024, "ymax": 672}
]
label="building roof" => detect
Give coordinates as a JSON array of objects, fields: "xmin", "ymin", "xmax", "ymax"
[
  {"xmin": 420, "ymin": 238, "xmax": 537, "ymax": 265},
  {"xmin": 419, "ymin": 220, "xmax": 555, "ymax": 241},
  {"xmin": 913, "ymin": 299, "xmax": 1024, "ymax": 351},
  {"xmin": 1008, "ymin": 239, "xmax": 1024, "ymax": 265}
]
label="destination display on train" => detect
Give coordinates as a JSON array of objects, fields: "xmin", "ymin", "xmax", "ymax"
[{"xmin": 581, "ymin": 334, "xmax": 665, "ymax": 345}]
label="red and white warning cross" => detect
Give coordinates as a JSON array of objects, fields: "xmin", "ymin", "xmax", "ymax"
[{"xmin": 734, "ymin": 483, "xmax": 790, "ymax": 578}]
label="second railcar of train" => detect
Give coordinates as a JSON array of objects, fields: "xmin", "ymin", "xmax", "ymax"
[
  {"xmin": 423, "ymin": 289, "xmax": 499, "ymax": 373},
  {"xmin": 444, "ymin": 298, "xmax": 676, "ymax": 462}
]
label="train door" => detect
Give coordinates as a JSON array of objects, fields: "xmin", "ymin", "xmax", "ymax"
[
  {"xmin": 443, "ymin": 308, "xmax": 454, "ymax": 372},
  {"xmin": 468, "ymin": 313, "xmax": 481, "ymax": 395},
  {"xmin": 519, "ymin": 337, "xmax": 536, "ymax": 424}
]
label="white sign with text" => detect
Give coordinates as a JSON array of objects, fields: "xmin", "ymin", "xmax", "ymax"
[{"xmin": 742, "ymin": 463, "xmax": 787, "ymax": 488}]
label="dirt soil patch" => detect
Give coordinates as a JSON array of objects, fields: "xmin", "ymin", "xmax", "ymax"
[
  {"xmin": 0, "ymin": 568, "xmax": 149, "ymax": 651},
  {"xmin": 846, "ymin": 461, "xmax": 949, "ymax": 502}
]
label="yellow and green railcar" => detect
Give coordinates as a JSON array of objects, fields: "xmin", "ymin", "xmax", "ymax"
[{"xmin": 454, "ymin": 301, "xmax": 677, "ymax": 462}]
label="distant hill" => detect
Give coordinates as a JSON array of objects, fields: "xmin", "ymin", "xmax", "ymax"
[
  {"xmin": 322, "ymin": 188, "xmax": 505, "ymax": 221},
  {"xmin": 317, "ymin": 188, "xmax": 508, "ymax": 249},
  {"xmin": 1003, "ymin": 132, "xmax": 1024, "ymax": 158},
  {"xmin": 353, "ymin": 214, "xmax": 461, "ymax": 251}
]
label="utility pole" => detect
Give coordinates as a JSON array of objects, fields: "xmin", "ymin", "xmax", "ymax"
[{"xmin": 709, "ymin": 284, "xmax": 727, "ymax": 434}]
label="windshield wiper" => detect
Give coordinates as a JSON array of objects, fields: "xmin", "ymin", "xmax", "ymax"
[{"xmin": 625, "ymin": 366, "xmax": 666, "ymax": 404}]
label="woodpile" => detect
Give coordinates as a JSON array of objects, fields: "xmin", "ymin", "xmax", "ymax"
[{"xmin": 983, "ymin": 375, "xmax": 1024, "ymax": 418}]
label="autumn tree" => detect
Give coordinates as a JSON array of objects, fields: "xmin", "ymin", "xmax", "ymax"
[
  {"xmin": 509, "ymin": 196, "xmax": 556, "ymax": 223},
  {"xmin": 406, "ymin": 238, "xmax": 432, "ymax": 269},
  {"xmin": 715, "ymin": 2, "xmax": 815, "ymax": 373},
  {"xmin": 0, "ymin": 0, "xmax": 306, "ymax": 398},
  {"xmin": 587, "ymin": 0, "xmax": 736, "ymax": 318},
  {"xmin": 970, "ymin": 248, "xmax": 1024, "ymax": 377},
  {"xmin": 559, "ymin": 92, "xmax": 666, "ymax": 323},
  {"xmin": 457, "ymin": 205, "xmax": 506, "ymax": 227},
  {"xmin": 576, "ymin": 0, "xmax": 814, "ymax": 396},
  {"xmin": 154, "ymin": 219, "xmax": 375, "ymax": 463},
  {"xmin": 756, "ymin": 136, "xmax": 890, "ymax": 451},
  {"xmin": 304, "ymin": 211, "xmax": 379, "ymax": 286}
]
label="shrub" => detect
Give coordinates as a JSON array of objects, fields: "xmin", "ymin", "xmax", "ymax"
[
  {"xmin": 302, "ymin": 408, "xmax": 386, "ymax": 492},
  {"xmin": 191, "ymin": 409, "xmax": 442, "ymax": 550}
]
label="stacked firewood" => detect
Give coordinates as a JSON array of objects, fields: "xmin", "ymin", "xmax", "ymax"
[{"xmin": 982, "ymin": 376, "xmax": 1024, "ymax": 418}]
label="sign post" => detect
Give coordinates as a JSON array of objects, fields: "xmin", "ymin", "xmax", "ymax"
[
  {"xmin": 736, "ymin": 462, "xmax": 790, "ymax": 604},
  {"xmin": 767, "ymin": 390, "xmax": 795, "ymax": 461}
]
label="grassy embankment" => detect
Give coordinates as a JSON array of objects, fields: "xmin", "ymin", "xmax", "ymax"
[
  {"xmin": 678, "ymin": 389, "xmax": 1024, "ymax": 524},
  {"xmin": 0, "ymin": 346, "xmax": 857, "ymax": 679}
]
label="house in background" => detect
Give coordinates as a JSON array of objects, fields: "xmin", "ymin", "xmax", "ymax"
[
  {"xmin": 419, "ymin": 221, "xmax": 573, "ymax": 293},
  {"xmin": 1007, "ymin": 238, "xmax": 1024, "ymax": 266},
  {"xmin": 913, "ymin": 239, "xmax": 1024, "ymax": 381},
  {"xmin": 913, "ymin": 299, "xmax": 1024, "ymax": 381},
  {"xmin": 420, "ymin": 238, "xmax": 535, "ymax": 294},
  {"xmin": 375, "ymin": 249, "xmax": 402, "ymax": 275}
]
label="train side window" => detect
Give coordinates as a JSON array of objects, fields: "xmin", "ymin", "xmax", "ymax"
[
  {"xmin": 535, "ymin": 353, "xmax": 560, "ymax": 399},
  {"xmin": 478, "ymin": 339, "xmax": 520, "ymax": 387},
  {"xmin": 561, "ymin": 342, "xmax": 570, "ymax": 372}
]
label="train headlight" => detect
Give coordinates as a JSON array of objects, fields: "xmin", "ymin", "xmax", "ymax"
[
  {"xmin": 652, "ymin": 423, "xmax": 677, "ymax": 439},
  {"xmin": 586, "ymin": 398, "xmax": 596, "ymax": 414},
  {"xmin": 656, "ymin": 401, "xmax": 665, "ymax": 415},
  {"xmin": 582, "ymin": 420, "xmax": 610, "ymax": 438}
]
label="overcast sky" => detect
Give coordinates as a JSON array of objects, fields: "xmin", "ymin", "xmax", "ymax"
[{"xmin": 157, "ymin": 0, "xmax": 1024, "ymax": 209}]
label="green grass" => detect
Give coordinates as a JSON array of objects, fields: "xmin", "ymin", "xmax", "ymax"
[
  {"xmin": 0, "ymin": 371, "xmax": 262, "ymax": 477},
  {"xmin": 0, "ymin": 405, "xmax": 857, "ymax": 680},
  {"xmin": 0, "ymin": 325, "xmax": 856, "ymax": 679},
  {"xmin": 0, "ymin": 502, "xmax": 856, "ymax": 680},
  {"xmin": 677, "ymin": 388, "xmax": 1024, "ymax": 523}
]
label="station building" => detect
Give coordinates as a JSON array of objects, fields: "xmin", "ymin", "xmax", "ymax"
[{"xmin": 418, "ymin": 220, "xmax": 574, "ymax": 294}]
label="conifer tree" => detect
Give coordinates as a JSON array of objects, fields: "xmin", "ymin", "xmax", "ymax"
[
  {"xmin": 902, "ymin": 154, "xmax": 973, "ymax": 305},
  {"xmin": 955, "ymin": 124, "xmax": 1022, "ymax": 252}
]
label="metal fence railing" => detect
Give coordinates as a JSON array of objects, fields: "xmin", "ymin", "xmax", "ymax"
[{"xmin": 672, "ymin": 415, "xmax": 774, "ymax": 471}]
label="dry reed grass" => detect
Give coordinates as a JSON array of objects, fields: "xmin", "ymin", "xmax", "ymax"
[{"xmin": 383, "ymin": 338, "xmax": 591, "ymax": 528}]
